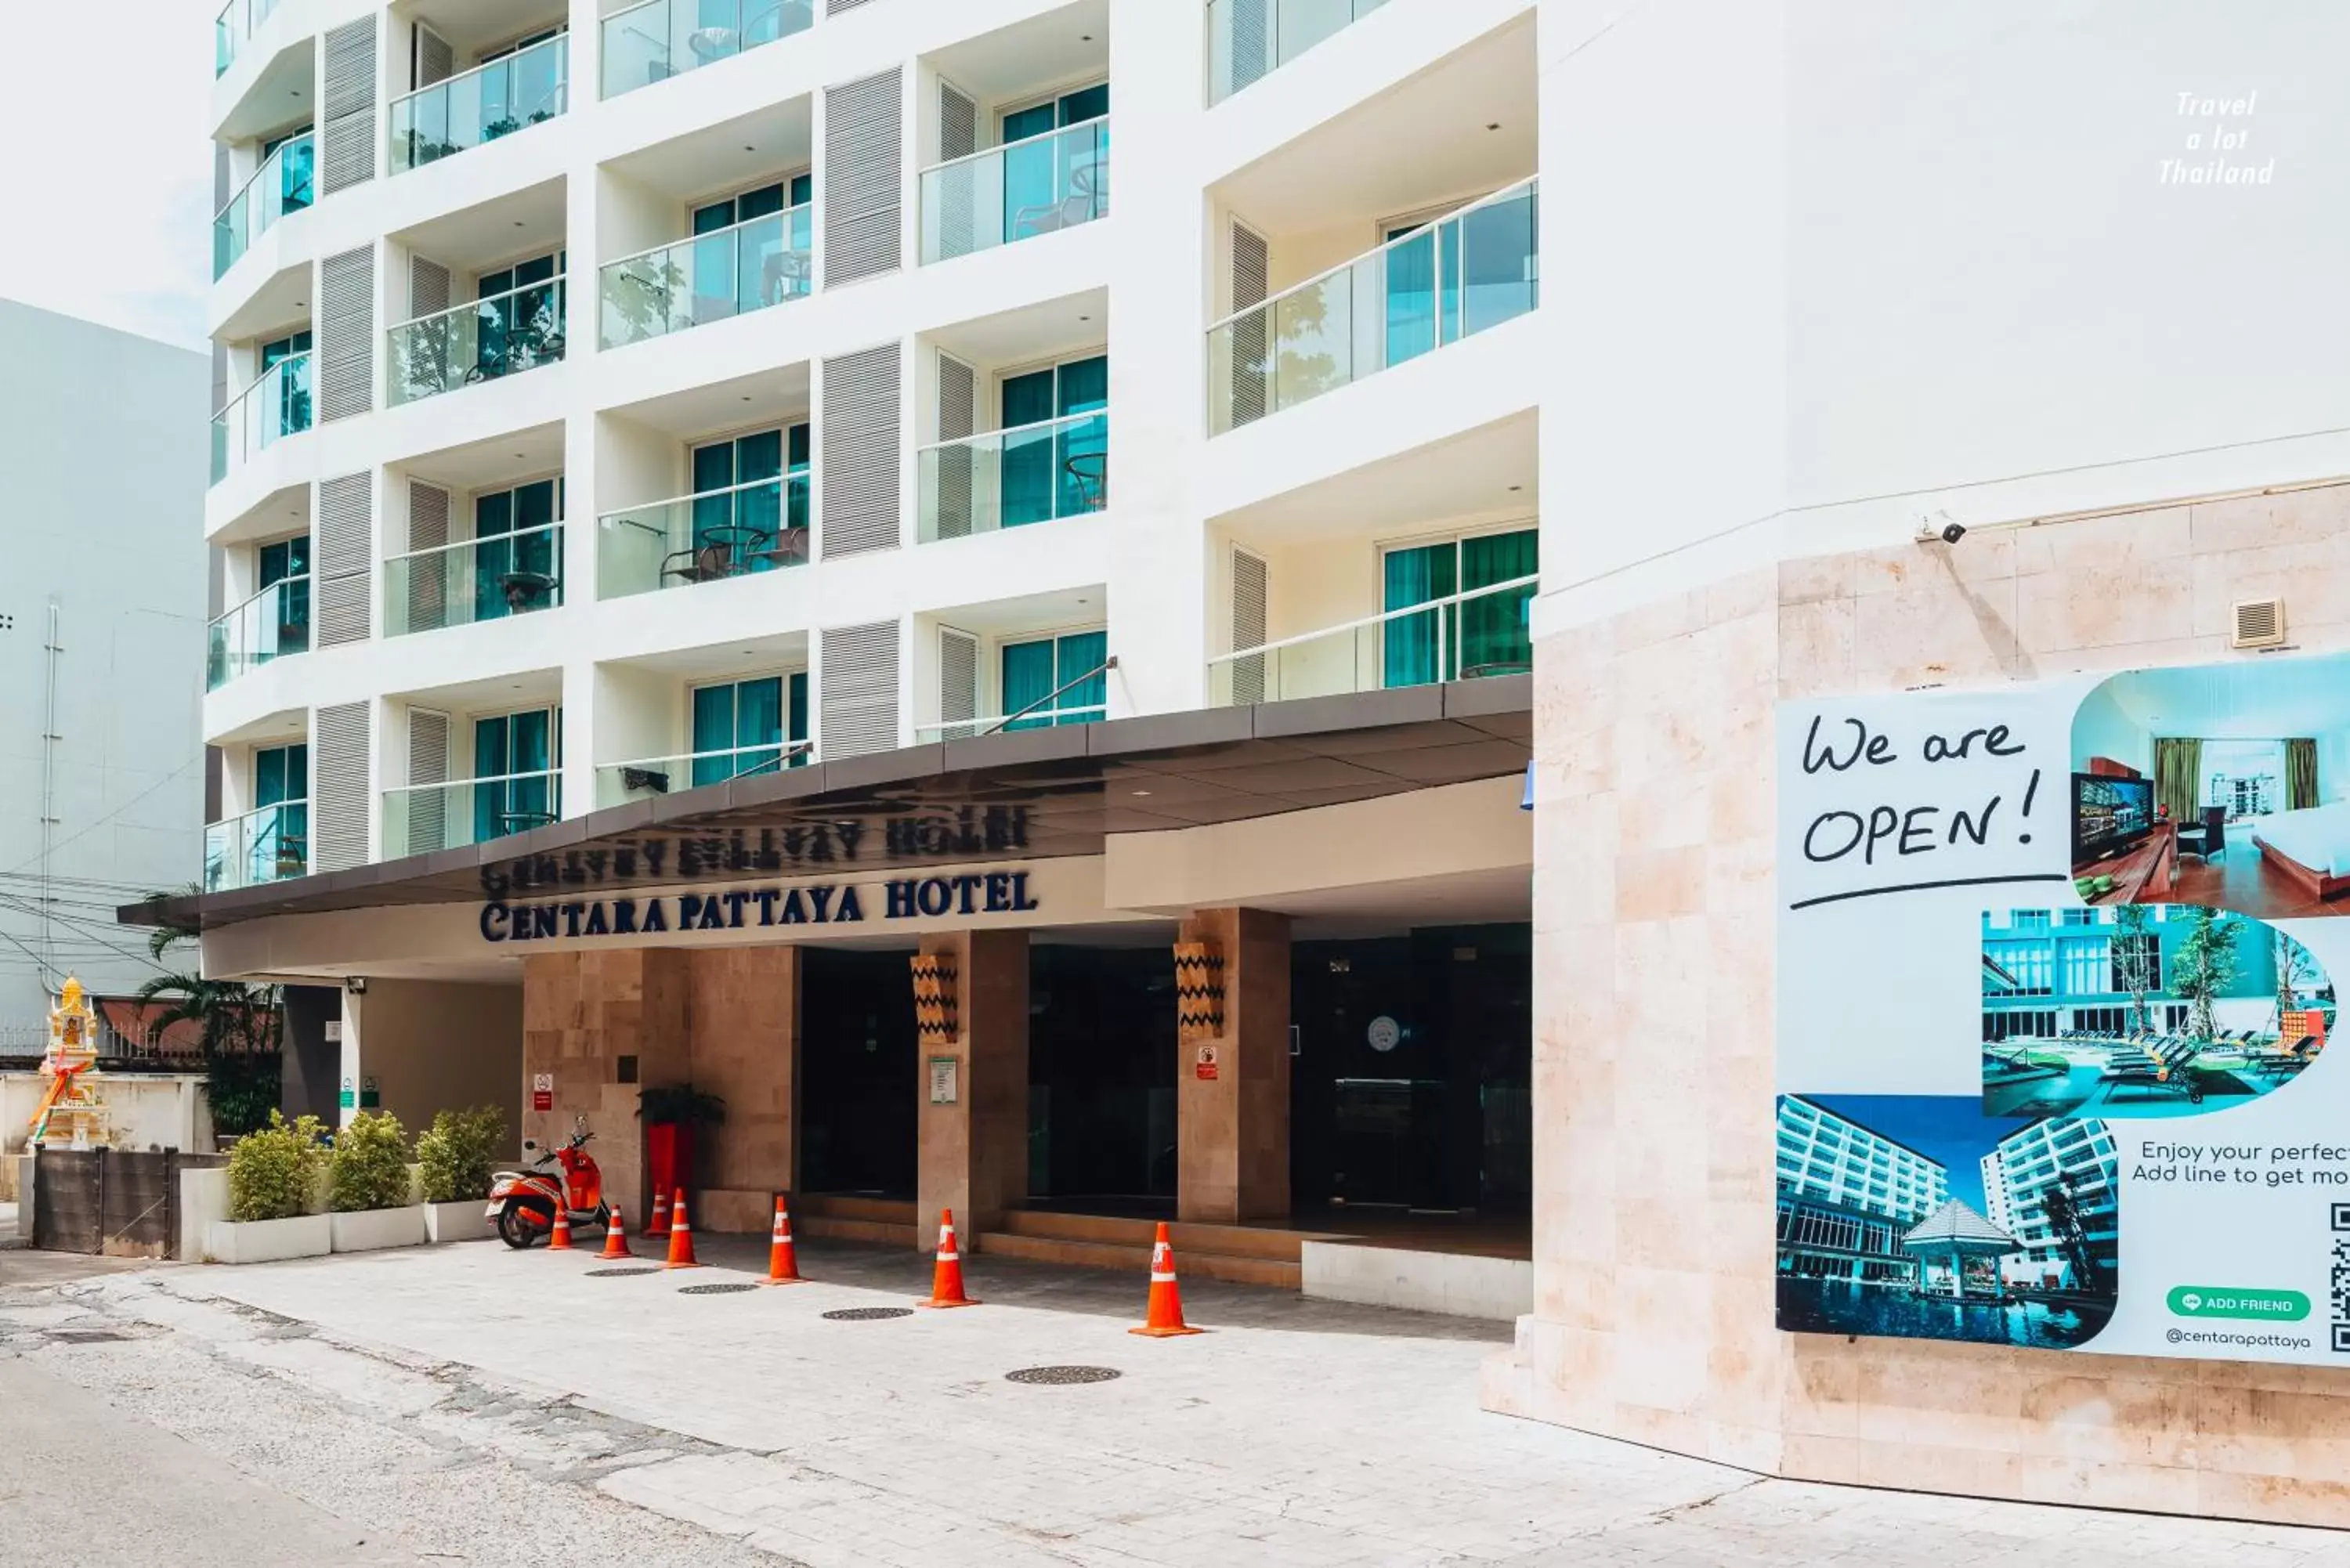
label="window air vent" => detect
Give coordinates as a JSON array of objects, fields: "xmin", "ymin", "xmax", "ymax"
[{"xmin": 2232, "ymin": 597, "xmax": 2286, "ymax": 649}]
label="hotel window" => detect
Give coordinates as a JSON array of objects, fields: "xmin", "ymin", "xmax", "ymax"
[
  {"xmin": 472, "ymin": 477, "xmax": 562, "ymax": 622},
  {"xmin": 1001, "ymin": 629, "xmax": 1108, "ymax": 730},
  {"xmin": 248, "ymin": 742, "xmax": 309, "ymax": 881},
  {"xmin": 2061, "ymin": 907, "xmax": 2096, "ymax": 925},
  {"xmin": 258, "ymin": 331, "xmax": 316, "ymax": 443},
  {"xmin": 2109, "ymin": 934, "xmax": 2161, "ymax": 993},
  {"xmin": 1985, "ymin": 941, "xmax": 2052, "ymax": 995},
  {"xmin": 690, "ymin": 425, "xmax": 812, "ymax": 566},
  {"xmin": 2058, "ymin": 938, "xmax": 2106, "ymax": 997},
  {"xmin": 2010, "ymin": 909, "xmax": 2052, "ymax": 930},
  {"xmin": 1381, "ymin": 529, "xmax": 1537, "ymax": 687},
  {"xmin": 687, "ymin": 175, "xmax": 816, "ymax": 316},
  {"xmin": 997, "ymin": 353, "xmax": 1108, "ymax": 526},
  {"xmin": 256, "ymin": 532, "xmax": 313, "ymax": 651},
  {"xmin": 475, "ymin": 251, "xmax": 566, "ymax": 380},
  {"xmin": 998, "ymin": 81, "xmax": 1108, "ymax": 244},
  {"xmin": 472, "ymin": 707, "xmax": 558, "ymax": 842},
  {"xmin": 689, "ymin": 674, "xmax": 808, "ymax": 787}
]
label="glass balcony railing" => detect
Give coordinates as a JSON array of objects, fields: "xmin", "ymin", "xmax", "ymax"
[
  {"xmin": 389, "ymin": 33, "xmax": 569, "ymax": 173},
  {"xmin": 214, "ymin": 132, "xmax": 313, "ymax": 280},
  {"xmin": 1207, "ymin": 0, "xmax": 1389, "ymax": 103},
  {"xmin": 1206, "ymin": 175, "xmax": 1538, "ymax": 435},
  {"xmin": 597, "ymin": 471, "xmax": 812, "ymax": 598},
  {"xmin": 919, "ymin": 117, "xmax": 1109, "ymax": 265},
  {"xmin": 211, "ymin": 351, "xmax": 314, "ymax": 485},
  {"xmin": 599, "ymin": 203, "xmax": 813, "ymax": 349},
  {"xmin": 204, "ymin": 800, "xmax": 309, "ymax": 892},
  {"xmin": 206, "ymin": 575, "xmax": 313, "ymax": 692},
  {"xmin": 1204, "ymin": 573, "xmax": 1538, "ymax": 706},
  {"xmin": 387, "ymin": 276, "xmax": 567, "ymax": 406},
  {"xmin": 595, "ymin": 741, "xmax": 812, "ymax": 807},
  {"xmin": 917, "ymin": 410, "xmax": 1108, "ymax": 542},
  {"xmin": 600, "ymin": 0, "xmax": 813, "ymax": 97},
  {"xmin": 383, "ymin": 770, "xmax": 562, "ymax": 858},
  {"xmin": 386, "ymin": 522, "xmax": 564, "ymax": 637},
  {"xmin": 215, "ymin": 0, "xmax": 280, "ymax": 77}
]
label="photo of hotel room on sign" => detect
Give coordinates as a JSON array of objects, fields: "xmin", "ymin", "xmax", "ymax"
[
  {"xmin": 1981, "ymin": 905, "xmax": 2330, "ymax": 1121},
  {"xmin": 2070, "ymin": 651, "xmax": 2350, "ymax": 918}
]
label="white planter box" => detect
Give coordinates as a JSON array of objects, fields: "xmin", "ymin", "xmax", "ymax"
[
  {"xmin": 206, "ymin": 1213, "xmax": 331, "ymax": 1265},
  {"xmin": 329, "ymin": 1205, "xmax": 428, "ymax": 1253},
  {"xmin": 423, "ymin": 1200, "xmax": 494, "ymax": 1244}
]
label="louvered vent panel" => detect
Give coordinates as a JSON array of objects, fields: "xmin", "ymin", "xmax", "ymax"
[
  {"xmin": 821, "ymin": 343, "xmax": 901, "ymax": 558},
  {"xmin": 937, "ymin": 84, "xmax": 977, "ymax": 260},
  {"xmin": 939, "ymin": 84, "xmax": 975, "ymax": 161},
  {"xmin": 1228, "ymin": 222, "xmax": 1270, "ymax": 430},
  {"xmin": 821, "ymin": 620, "xmax": 901, "ymax": 761},
  {"xmin": 414, "ymin": 25, "xmax": 453, "ymax": 88},
  {"xmin": 403, "ymin": 482, "xmax": 449, "ymax": 634},
  {"xmin": 320, "ymin": 18, "xmax": 378, "ymax": 195},
  {"xmin": 938, "ymin": 628, "xmax": 978, "ymax": 742},
  {"xmin": 404, "ymin": 709, "xmax": 450, "ymax": 856},
  {"xmin": 1231, "ymin": 550, "xmax": 1268, "ymax": 706},
  {"xmin": 824, "ymin": 67, "xmax": 902, "ymax": 285},
  {"xmin": 2232, "ymin": 598, "xmax": 2286, "ymax": 649},
  {"xmin": 315, "ymin": 473, "xmax": 372, "ymax": 645},
  {"xmin": 410, "ymin": 258, "xmax": 450, "ymax": 319},
  {"xmin": 934, "ymin": 353, "xmax": 974, "ymax": 540},
  {"xmin": 318, "ymin": 247, "xmax": 374, "ymax": 421},
  {"xmin": 313, "ymin": 701, "xmax": 372, "ymax": 873}
]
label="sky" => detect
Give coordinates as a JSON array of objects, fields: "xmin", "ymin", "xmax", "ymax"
[{"xmin": 0, "ymin": 4, "xmax": 215, "ymax": 349}]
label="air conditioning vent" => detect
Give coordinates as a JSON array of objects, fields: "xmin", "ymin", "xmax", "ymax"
[{"xmin": 2232, "ymin": 597, "xmax": 2286, "ymax": 649}]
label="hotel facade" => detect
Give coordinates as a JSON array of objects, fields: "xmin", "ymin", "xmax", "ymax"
[{"xmin": 179, "ymin": 0, "xmax": 2350, "ymax": 1528}]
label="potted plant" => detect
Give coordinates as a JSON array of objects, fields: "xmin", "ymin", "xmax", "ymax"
[
  {"xmin": 210, "ymin": 1111, "xmax": 331, "ymax": 1263},
  {"xmin": 637, "ymin": 1084, "xmax": 724, "ymax": 1227},
  {"xmin": 327, "ymin": 1110, "xmax": 426, "ymax": 1252},
  {"xmin": 416, "ymin": 1104, "xmax": 507, "ymax": 1243}
]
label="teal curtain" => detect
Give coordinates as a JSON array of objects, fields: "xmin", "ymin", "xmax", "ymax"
[
  {"xmin": 258, "ymin": 536, "xmax": 310, "ymax": 653},
  {"xmin": 1054, "ymin": 356, "xmax": 1108, "ymax": 518},
  {"xmin": 692, "ymin": 677, "xmax": 797, "ymax": 786},
  {"xmin": 474, "ymin": 711, "xmax": 554, "ymax": 841},
  {"xmin": 690, "ymin": 431, "xmax": 790, "ymax": 565},
  {"xmin": 690, "ymin": 685, "xmax": 735, "ymax": 786},
  {"xmin": 1459, "ymin": 529, "xmax": 1537, "ymax": 675},
  {"xmin": 472, "ymin": 489, "xmax": 513, "ymax": 624},
  {"xmin": 253, "ymin": 744, "xmax": 308, "ymax": 880},
  {"xmin": 1055, "ymin": 630, "xmax": 1108, "ymax": 722},
  {"xmin": 1001, "ymin": 640, "xmax": 1058, "ymax": 731},
  {"xmin": 1382, "ymin": 544, "xmax": 1455, "ymax": 686},
  {"xmin": 1000, "ymin": 368, "xmax": 1058, "ymax": 526},
  {"xmin": 788, "ymin": 671, "xmax": 808, "ymax": 757}
]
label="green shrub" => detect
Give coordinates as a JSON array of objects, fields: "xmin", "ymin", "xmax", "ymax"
[
  {"xmin": 206, "ymin": 1052, "xmax": 283, "ymax": 1138},
  {"xmin": 226, "ymin": 1111, "xmax": 328, "ymax": 1223},
  {"xmin": 415, "ymin": 1104, "xmax": 506, "ymax": 1204},
  {"xmin": 328, "ymin": 1110, "xmax": 414, "ymax": 1212}
]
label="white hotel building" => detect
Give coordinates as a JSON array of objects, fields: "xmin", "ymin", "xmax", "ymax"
[{"xmin": 186, "ymin": 0, "xmax": 2350, "ymax": 1526}]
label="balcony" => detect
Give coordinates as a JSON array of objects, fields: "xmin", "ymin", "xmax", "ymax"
[
  {"xmin": 204, "ymin": 799, "xmax": 308, "ymax": 891},
  {"xmin": 917, "ymin": 410, "xmax": 1107, "ymax": 542},
  {"xmin": 598, "ymin": 473, "xmax": 812, "ymax": 598},
  {"xmin": 206, "ymin": 575, "xmax": 311, "ymax": 692},
  {"xmin": 213, "ymin": 132, "xmax": 313, "ymax": 279},
  {"xmin": 383, "ymin": 769, "xmax": 562, "ymax": 857},
  {"xmin": 595, "ymin": 740, "xmax": 813, "ymax": 808},
  {"xmin": 599, "ymin": 203, "xmax": 813, "ymax": 349},
  {"xmin": 211, "ymin": 351, "xmax": 313, "ymax": 485},
  {"xmin": 385, "ymin": 522, "xmax": 564, "ymax": 637},
  {"xmin": 919, "ymin": 118, "xmax": 1109, "ymax": 266},
  {"xmin": 215, "ymin": 0, "xmax": 280, "ymax": 77},
  {"xmin": 1206, "ymin": 571, "xmax": 1535, "ymax": 705},
  {"xmin": 601, "ymin": 0, "xmax": 813, "ymax": 98},
  {"xmin": 389, "ymin": 34, "xmax": 569, "ymax": 175},
  {"xmin": 1207, "ymin": 0, "xmax": 1387, "ymax": 103},
  {"xmin": 387, "ymin": 276, "xmax": 567, "ymax": 406},
  {"xmin": 1206, "ymin": 175, "xmax": 1538, "ymax": 434}
]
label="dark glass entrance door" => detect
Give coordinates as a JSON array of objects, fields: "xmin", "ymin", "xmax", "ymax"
[{"xmin": 800, "ymin": 947, "xmax": 917, "ymax": 1196}]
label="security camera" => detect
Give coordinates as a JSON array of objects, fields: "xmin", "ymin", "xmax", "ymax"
[
  {"xmin": 1940, "ymin": 521, "xmax": 1966, "ymax": 546},
  {"xmin": 345, "ymin": 976, "xmax": 367, "ymax": 995}
]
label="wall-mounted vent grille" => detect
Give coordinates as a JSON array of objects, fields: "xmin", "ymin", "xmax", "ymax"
[
  {"xmin": 822, "ymin": 620, "xmax": 901, "ymax": 760},
  {"xmin": 938, "ymin": 627, "xmax": 978, "ymax": 742},
  {"xmin": 320, "ymin": 17, "xmax": 378, "ymax": 195},
  {"xmin": 823, "ymin": 67, "xmax": 902, "ymax": 285},
  {"xmin": 403, "ymin": 709, "xmax": 450, "ymax": 856},
  {"xmin": 1228, "ymin": 222, "xmax": 1270, "ymax": 430},
  {"xmin": 932, "ymin": 353, "xmax": 974, "ymax": 540},
  {"xmin": 313, "ymin": 701, "xmax": 371, "ymax": 873},
  {"xmin": 315, "ymin": 473, "xmax": 372, "ymax": 645},
  {"xmin": 318, "ymin": 247, "xmax": 375, "ymax": 421},
  {"xmin": 410, "ymin": 257, "xmax": 450, "ymax": 320},
  {"xmin": 821, "ymin": 343, "xmax": 902, "ymax": 557},
  {"xmin": 2232, "ymin": 597, "xmax": 2286, "ymax": 649},
  {"xmin": 1230, "ymin": 549, "xmax": 1268, "ymax": 706}
]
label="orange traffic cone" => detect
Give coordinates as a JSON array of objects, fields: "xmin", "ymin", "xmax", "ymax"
[
  {"xmin": 548, "ymin": 1202, "xmax": 574, "ymax": 1252},
  {"xmin": 663, "ymin": 1189, "xmax": 700, "ymax": 1270},
  {"xmin": 599, "ymin": 1206, "xmax": 632, "ymax": 1260},
  {"xmin": 649, "ymin": 1189, "xmax": 671, "ymax": 1239},
  {"xmin": 918, "ymin": 1209, "xmax": 977, "ymax": 1307},
  {"xmin": 1129, "ymin": 1222, "xmax": 1205, "ymax": 1337},
  {"xmin": 764, "ymin": 1195, "xmax": 804, "ymax": 1285}
]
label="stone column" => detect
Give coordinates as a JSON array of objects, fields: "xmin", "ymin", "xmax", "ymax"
[
  {"xmin": 685, "ymin": 946, "xmax": 800, "ymax": 1234},
  {"xmin": 1176, "ymin": 908, "xmax": 1291, "ymax": 1223},
  {"xmin": 522, "ymin": 949, "xmax": 689, "ymax": 1228},
  {"xmin": 914, "ymin": 930, "xmax": 1029, "ymax": 1250}
]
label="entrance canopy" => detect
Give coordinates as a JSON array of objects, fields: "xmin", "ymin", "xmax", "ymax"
[{"xmin": 132, "ymin": 681, "xmax": 1529, "ymax": 931}]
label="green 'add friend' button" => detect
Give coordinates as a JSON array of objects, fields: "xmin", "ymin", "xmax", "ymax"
[{"xmin": 2166, "ymin": 1285, "xmax": 2311, "ymax": 1321}]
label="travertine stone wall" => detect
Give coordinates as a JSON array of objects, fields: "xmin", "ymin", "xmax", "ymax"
[
  {"xmin": 915, "ymin": 929, "xmax": 1029, "ymax": 1248},
  {"xmin": 1491, "ymin": 482, "xmax": 2350, "ymax": 1524},
  {"xmin": 1175, "ymin": 907, "xmax": 1292, "ymax": 1224}
]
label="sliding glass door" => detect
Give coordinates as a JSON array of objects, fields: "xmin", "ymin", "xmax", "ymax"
[
  {"xmin": 1381, "ymin": 529, "xmax": 1537, "ymax": 687},
  {"xmin": 999, "ymin": 354, "xmax": 1107, "ymax": 527},
  {"xmin": 472, "ymin": 708, "xmax": 557, "ymax": 842},
  {"xmin": 689, "ymin": 673, "xmax": 808, "ymax": 786}
]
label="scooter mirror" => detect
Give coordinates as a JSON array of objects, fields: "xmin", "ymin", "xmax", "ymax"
[{"xmin": 522, "ymin": 1139, "xmax": 538, "ymax": 1152}]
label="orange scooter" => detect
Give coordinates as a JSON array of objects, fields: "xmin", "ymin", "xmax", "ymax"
[{"xmin": 487, "ymin": 1118, "xmax": 610, "ymax": 1248}]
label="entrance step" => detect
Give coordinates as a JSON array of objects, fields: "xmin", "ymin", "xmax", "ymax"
[
  {"xmin": 797, "ymin": 1194, "xmax": 916, "ymax": 1248},
  {"xmin": 977, "ymin": 1229, "xmax": 1300, "ymax": 1289},
  {"xmin": 996, "ymin": 1208, "xmax": 1336, "ymax": 1264}
]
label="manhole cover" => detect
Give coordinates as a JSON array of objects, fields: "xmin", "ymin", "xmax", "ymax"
[
  {"xmin": 50, "ymin": 1330, "xmax": 128, "ymax": 1344},
  {"xmin": 584, "ymin": 1266, "xmax": 661, "ymax": 1278},
  {"xmin": 1005, "ymin": 1365, "xmax": 1122, "ymax": 1386},
  {"xmin": 678, "ymin": 1282, "xmax": 760, "ymax": 1295},
  {"xmin": 822, "ymin": 1306, "xmax": 914, "ymax": 1321}
]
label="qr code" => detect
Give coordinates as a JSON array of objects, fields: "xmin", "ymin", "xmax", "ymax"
[{"xmin": 2330, "ymin": 1202, "xmax": 2350, "ymax": 1353}]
